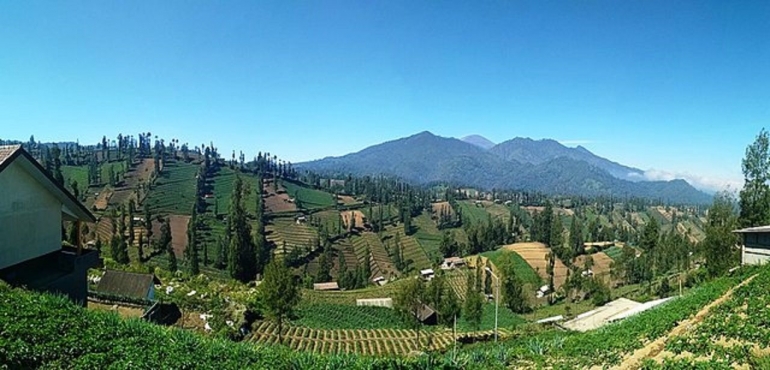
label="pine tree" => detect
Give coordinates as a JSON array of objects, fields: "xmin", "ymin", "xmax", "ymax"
[
  {"xmin": 185, "ymin": 207, "xmax": 200, "ymax": 275},
  {"xmin": 227, "ymin": 174, "xmax": 256, "ymax": 282},
  {"xmin": 257, "ymin": 258, "xmax": 301, "ymax": 344}
]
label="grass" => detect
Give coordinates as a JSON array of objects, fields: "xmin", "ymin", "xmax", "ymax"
[
  {"xmin": 412, "ymin": 212, "xmax": 443, "ymax": 260},
  {"xmin": 282, "ymin": 180, "xmax": 336, "ymax": 210},
  {"xmin": 481, "ymin": 249, "xmax": 542, "ymax": 285},
  {"xmin": 145, "ymin": 160, "xmax": 198, "ymax": 215},
  {"xmin": 206, "ymin": 166, "xmax": 260, "ymax": 217}
]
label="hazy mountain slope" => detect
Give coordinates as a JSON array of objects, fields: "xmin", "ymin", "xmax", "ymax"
[
  {"xmin": 461, "ymin": 135, "xmax": 496, "ymax": 150},
  {"xmin": 489, "ymin": 137, "xmax": 644, "ymax": 181},
  {"xmin": 299, "ymin": 131, "xmax": 518, "ymax": 187},
  {"xmin": 297, "ymin": 132, "xmax": 712, "ymax": 204}
]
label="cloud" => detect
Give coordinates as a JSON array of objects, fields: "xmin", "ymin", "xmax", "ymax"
[
  {"xmin": 558, "ymin": 140, "xmax": 595, "ymax": 146},
  {"xmin": 635, "ymin": 169, "xmax": 743, "ymax": 194}
]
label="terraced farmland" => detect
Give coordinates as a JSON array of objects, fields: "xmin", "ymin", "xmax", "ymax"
[
  {"xmin": 266, "ymin": 218, "xmax": 318, "ymax": 254},
  {"xmin": 248, "ymin": 321, "xmax": 509, "ymax": 356},
  {"xmin": 352, "ymin": 232, "xmax": 395, "ymax": 279},
  {"xmin": 282, "ymin": 180, "xmax": 335, "ymax": 210},
  {"xmin": 145, "ymin": 160, "xmax": 199, "ymax": 215}
]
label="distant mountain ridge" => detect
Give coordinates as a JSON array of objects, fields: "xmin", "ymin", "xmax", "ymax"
[
  {"xmin": 297, "ymin": 131, "xmax": 712, "ymax": 204},
  {"xmin": 489, "ymin": 137, "xmax": 644, "ymax": 181},
  {"xmin": 461, "ymin": 135, "xmax": 496, "ymax": 150}
]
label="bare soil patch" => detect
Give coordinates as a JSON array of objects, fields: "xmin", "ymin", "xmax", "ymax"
[
  {"xmin": 152, "ymin": 215, "xmax": 190, "ymax": 257},
  {"xmin": 431, "ymin": 201, "xmax": 454, "ymax": 216},
  {"xmin": 341, "ymin": 210, "xmax": 366, "ymax": 229},
  {"xmin": 93, "ymin": 188, "xmax": 113, "ymax": 211},
  {"xmin": 337, "ymin": 195, "xmax": 357, "ymax": 205},
  {"xmin": 263, "ymin": 181, "xmax": 296, "ymax": 213},
  {"xmin": 575, "ymin": 252, "xmax": 614, "ymax": 278},
  {"xmin": 503, "ymin": 242, "xmax": 569, "ymax": 289}
]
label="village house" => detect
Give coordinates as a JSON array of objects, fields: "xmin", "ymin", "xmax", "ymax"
[
  {"xmin": 313, "ymin": 281, "xmax": 340, "ymax": 291},
  {"xmin": 440, "ymin": 256, "xmax": 466, "ymax": 270},
  {"xmin": 735, "ymin": 226, "xmax": 770, "ymax": 265},
  {"xmin": 0, "ymin": 145, "xmax": 99, "ymax": 306}
]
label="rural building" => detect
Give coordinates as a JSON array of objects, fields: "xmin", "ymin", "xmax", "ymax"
[
  {"xmin": 372, "ymin": 276, "xmax": 387, "ymax": 286},
  {"xmin": 95, "ymin": 270, "xmax": 160, "ymax": 301},
  {"xmin": 735, "ymin": 226, "xmax": 770, "ymax": 265},
  {"xmin": 0, "ymin": 145, "xmax": 99, "ymax": 306},
  {"xmin": 415, "ymin": 304, "xmax": 437, "ymax": 325},
  {"xmin": 420, "ymin": 269, "xmax": 435, "ymax": 281},
  {"xmin": 313, "ymin": 282, "xmax": 340, "ymax": 291},
  {"xmin": 440, "ymin": 257, "xmax": 466, "ymax": 270},
  {"xmin": 356, "ymin": 298, "xmax": 393, "ymax": 308}
]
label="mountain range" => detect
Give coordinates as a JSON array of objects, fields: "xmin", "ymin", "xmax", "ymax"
[{"xmin": 297, "ymin": 131, "xmax": 712, "ymax": 204}]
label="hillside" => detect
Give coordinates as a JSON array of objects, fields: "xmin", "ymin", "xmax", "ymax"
[{"xmin": 298, "ymin": 131, "xmax": 712, "ymax": 204}]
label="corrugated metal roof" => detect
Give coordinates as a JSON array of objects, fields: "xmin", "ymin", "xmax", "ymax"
[
  {"xmin": 734, "ymin": 226, "xmax": 770, "ymax": 233},
  {"xmin": 313, "ymin": 282, "xmax": 340, "ymax": 291},
  {"xmin": 96, "ymin": 270, "xmax": 157, "ymax": 300}
]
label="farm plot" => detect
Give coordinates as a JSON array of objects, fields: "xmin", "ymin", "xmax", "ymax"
[
  {"xmin": 110, "ymin": 158, "xmax": 156, "ymax": 206},
  {"xmin": 151, "ymin": 215, "xmax": 189, "ymax": 257},
  {"xmin": 292, "ymin": 303, "xmax": 407, "ymax": 330},
  {"xmin": 248, "ymin": 321, "xmax": 508, "ymax": 356},
  {"xmin": 262, "ymin": 179, "xmax": 296, "ymax": 214},
  {"xmin": 266, "ymin": 219, "xmax": 318, "ymax": 254},
  {"xmin": 643, "ymin": 268, "xmax": 770, "ymax": 369},
  {"xmin": 412, "ymin": 213, "xmax": 442, "ymax": 257},
  {"xmin": 207, "ymin": 166, "xmax": 260, "ymax": 217},
  {"xmin": 93, "ymin": 188, "xmax": 114, "ymax": 211},
  {"xmin": 480, "ymin": 249, "xmax": 541, "ymax": 286},
  {"xmin": 340, "ymin": 210, "xmax": 366, "ymax": 230},
  {"xmin": 502, "ymin": 242, "xmax": 569, "ymax": 289},
  {"xmin": 431, "ymin": 201, "xmax": 454, "ymax": 216},
  {"xmin": 386, "ymin": 228, "xmax": 432, "ymax": 271},
  {"xmin": 575, "ymin": 252, "xmax": 614, "ymax": 278},
  {"xmin": 457, "ymin": 201, "xmax": 492, "ymax": 225},
  {"xmin": 145, "ymin": 160, "xmax": 198, "ymax": 215},
  {"xmin": 352, "ymin": 232, "xmax": 395, "ymax": 279},
  {"xmin": 282, "ymin": 181, "xmax": 336, "ymax": 210}
]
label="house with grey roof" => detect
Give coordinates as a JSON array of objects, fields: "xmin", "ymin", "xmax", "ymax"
[{"xmin": 0, "ymin": 145, "xmax": 100, "ymax": 306}]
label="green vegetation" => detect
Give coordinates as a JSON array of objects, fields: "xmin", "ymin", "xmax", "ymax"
[
  {"xmin": 456, "ymin": 201, "xmax": 490, "ymax": 225},
  {"xmin": 282, "ymin": 180, "xmax": 335, "ymax": 210},
  {"xmin": 293, "ymin": 303, "xmax": 408, "ymax": 330},
  {"xmin": 481, "ymin": 249, "xmax": 541, "ymax": 285},
  {"xmin": 603, "ymin": 245, "xmax": 624, "ymax": 260},
  {"xmin": 456, "ymin": 303, "xmax": 525, "ymax": 332},
  {"xmin": 61, "ymin": 165, "xmax": 88, "ymax": 192},
  {"xmin": 145, "ymin": 160, "xmax": 199, "ymax": 214}
]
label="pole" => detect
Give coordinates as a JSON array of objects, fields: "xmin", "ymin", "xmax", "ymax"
[
  {"xmin": 485, "ymin": 267, "xmax": 499, "ymax": 343},
  {"xmin": 494, "ymin": 276, "xmax": 499, "ymax": 343}
]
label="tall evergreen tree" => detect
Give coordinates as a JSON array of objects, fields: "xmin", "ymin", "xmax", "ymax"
[
  {"xmin": 739, "ymin": 128, "xmax": 770, "ymax": 227},
  {"xmin": 704, "ymin": 192, "xmax": 740, "ymax": 277},
  {"xmin": 184, "ymin": 207, "xmax": 200, "ymax": 275},
  {"xmin": 227, "ymin": 174, "xmax": 256, "ymax": 282},
  {"xmin": 257, "ymin": 258, "xmax": 301, "ymax": 344}
]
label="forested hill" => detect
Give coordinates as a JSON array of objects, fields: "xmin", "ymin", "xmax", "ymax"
[{"xmin": 297, "ymin": 131, "xmax": 712, "ymax": 204}]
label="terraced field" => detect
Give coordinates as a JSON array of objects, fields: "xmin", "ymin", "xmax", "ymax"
[
  {"xmin": 386, "ymin": 228, "xmax": 433, "ymax": 271},
  {"xmin": 502, "ymin": 242, "xmax": 569, "ymax": 289},
  {"xmin": 248, "ymin": 321, "xmax": 509, "ymax": 356},
  {"xmin": 282, "ymin": 181, "xmax": 335, "ymax": 210},
  {"xmin": 412, "ymin": 213, "xmax": 442, "ymax": 258},
  {"xmin": 352, "ymin": 232, "xmax": 395, "ymax": 279},
  {"xmin": 266, "ymin": 218, "xmax": 318, "ymax": 254},
  {"xmin": 145, "ymin": 160, "xmax": 199, "ymax": 215}
]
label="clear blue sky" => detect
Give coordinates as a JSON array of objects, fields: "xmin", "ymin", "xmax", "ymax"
[{"xmin": 1, "ymin": 1, "xmax": 768, "ymax": 192}]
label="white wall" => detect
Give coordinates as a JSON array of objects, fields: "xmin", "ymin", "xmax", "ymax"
[
  {"xmin": 0, "ymin": 161, "xmax": 62, "ymax": 269},
  {"xmin": 742, "ymin": 246, "xmax": 770, "ymax": 266}
]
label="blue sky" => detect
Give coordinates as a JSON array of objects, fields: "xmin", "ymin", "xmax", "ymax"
[{"xmin": 1, "ymin": 1, "xmax": 768, "ymax": 192}]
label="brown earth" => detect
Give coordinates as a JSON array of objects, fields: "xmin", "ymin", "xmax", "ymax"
[
  {"xmin": 262, "ymin": 180, "xmax": 296, "ymax": 213},
  {"xmin": 341, "ymin": 210, "xmax": 366, "ymax": 229},
  {"xmin": 523, "ymin": 206, "xmax": 574, "ymax": 216},
  {"xmin": 575, "ymin": 252, "xmax": 614, "ymax": 278},
  {"xmin": 152, "ymin": 215, "xmax": 190, "ymax": 257},
  {"xmin": 431, "ymin": 202, "xmax": 454, "ymax": 216},
  {"xmin": 337, "ymin": 195, "xmax": 357, "ymax": 205},
  {"xmin": 502, "ymin": 242, "xmax": 569, "ymax": 289},
  {"xmin": 93, "ymin": 188, "xmax": 114, "ymax": 211}
]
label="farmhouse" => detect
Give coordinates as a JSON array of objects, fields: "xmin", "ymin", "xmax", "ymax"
[
  {"xmin": 95, "ymin": 270, "xmax": 160, "ymax": 301},
  {"xmin": 440, "ymin": 257, "xmax": 466, "ymax": 270},
  {"xmin": 313, "ymin": 282, "xmax": 340, "ymax": 291},
  {"xmin": 415, "ymin": 304, "xmax": 437, "ymax": 325},
  {"xmin": 735, "ymin": 226, "xmax": 770, "ymax": 265},
  {"xmin": 420, "ymin": 269, "xmax": 435, "ymax": 281},
  {"xmin": 0, "ymin": 145, "xmax": 99, "ymax": 306}
]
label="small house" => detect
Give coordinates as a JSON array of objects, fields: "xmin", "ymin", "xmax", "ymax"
[
  {"xmin": 372, "ymin": 276, "xmax": 387, "ymax": 286},
  {"xmin": 0, "ymin": 145, "xmax": 100, "ymax": 306},
  {"xmin": 440, "ymin": 257, "xmax": 466, "ymax": 270},
  {"xmin": 313, "ymin": 282, "xmax": 340, "ymax": 291},
  {"xmin": 95, "ymin": 270, "xmax": 160, "ymax": 301},
  {"xmin": 415, "ymin": 304, "xmax": 437, "ymax": 325},
  {"xmin": 420, "ymin": 269, "xmax": 435, "ymax": 281},
  {"xmin": 735, "ymin": 226, "xmax": 770, "ymax": 265}
]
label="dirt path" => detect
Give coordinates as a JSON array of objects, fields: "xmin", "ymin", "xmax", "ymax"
[{"xmin": 610, "ymin": 274, "xmax": 757, "ymax": 370}]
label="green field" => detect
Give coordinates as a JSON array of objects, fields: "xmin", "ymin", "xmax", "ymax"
[
  {"xmin": 457, "ymin": 201, "xmax": 492, "ymax": 225},
  {"xmin": 206, "ymin": 166, "xmax": 260, "ymax": 217},
  {"xmin": 61, "ymin": 165, "xmax": 88, "ymax": 190},
  {"xmin": 604, "ymin": 246, "xmax": 624, "ymax": 260},
  {"xmin": 412, "ymin": 212, "xmax": 443, "ymax": 260},
  {"xmin": 456, "ymin": 303, "xmax": 526, "ymax": 332},
  {"xmin": 292, "ymin": 303, "xmax": 409, "ymax": 330},
  {"xmin": 282, "ymin": 180, "xmax": 335, "ymax": 210},
  {"xmin": 145, "ymin": 160, "xmax": 198, "ymax": 214},
  {"xmin": 481, "ymin": 249, "xmax": 542, "ymax": 285}
]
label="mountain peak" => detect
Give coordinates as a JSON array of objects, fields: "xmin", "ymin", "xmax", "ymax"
[{"xmin": 461, "ymin": 135, "xmax": 496, "ymax": 150}]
